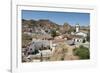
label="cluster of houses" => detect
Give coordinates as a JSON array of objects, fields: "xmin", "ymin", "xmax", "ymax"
[
  {"xmin": 22, "ymin": 24, "xmax": 89, "ymax": 62},
  {"xmin": 22, "ymin": 39, "xmax": 56, "ymax": 62}
]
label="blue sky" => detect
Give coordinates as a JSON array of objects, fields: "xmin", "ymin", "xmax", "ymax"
[{"xmin": 22, "ymin": 10, "xmax": 90, "ymax": 26}]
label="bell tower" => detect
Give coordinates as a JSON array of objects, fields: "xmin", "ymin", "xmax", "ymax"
[{"xmin": 75, "ymin": 24, "xmax": 80, "ymax": 32}]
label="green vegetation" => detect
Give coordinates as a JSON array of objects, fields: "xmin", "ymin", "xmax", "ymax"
[
  {"xmin": 86, "ymin": 32, "xmax": 90, "ymax": 42},
  {"xmin": 61, "ymin": 57, "xmax": 64, "ymax": 61},
  {"xmin": 73, "ymin": 45, "xmax": 90, "ymax": 59},
  {"xmin": 67, "ymin": 28, "xmax": 76, "ymax": 34},
  {"xmin": 63, "ymin": 22, "xmax": 69, "ymax": 26},
  {"xmin": 51, "ymin": 29, "xmax": 58, "ymax": 38},
  {"xmin": 82, "ymin": 39, "xmax": 86, "ymax": 43}
]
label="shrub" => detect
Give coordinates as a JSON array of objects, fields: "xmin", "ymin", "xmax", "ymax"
[
  {"xmin": 82, "ymin": 39, "xmax": 86, "ymax": 43},
  {"xmin": 86, "ymin": 32, "xmax": 90, "ymax": 42},
  {"xmin": 73, "ymin": 45, "xmax": 90, "ymax": 59},
  {"xmin": 51, "ymin": 29, "xmax": 57, "ymax": 38},
  {"xmin": 61, "ymin": 57, "xmax": 64, "ymax": 60}
]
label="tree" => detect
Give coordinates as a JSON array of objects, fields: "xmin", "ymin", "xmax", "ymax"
[
  {"xmin": 86, "ymin": 32, "xmax": 90, "ymax": 42},
  {"xmin": 82, "ymin": 39, "xmax": 86, "ymax": 43},
  {"xmin": 64, "ymin": 22, "xmax": 69, "ymax": 26},
  {"xmin": 40, "ymin": 52, "xmax": 43, "ymax": 62},
  {"xmin": 73, "ymin": 45, "xmax": 90, "ymax": 59},
  {"xmin": 67, "ymin": 28, "xmax": 76, "ymax": 34},
  {"xmin": 51, "ymin": 29, "xmax": 57, "ymax": 38}
]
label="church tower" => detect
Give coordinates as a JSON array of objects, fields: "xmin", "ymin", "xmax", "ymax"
[{"xmin": 75, "ymin": 24, "xmax": 80, "ymax": 32}]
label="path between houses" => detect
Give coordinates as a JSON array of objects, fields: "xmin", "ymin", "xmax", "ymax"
[{"xmin": 64, "ymin": 45, "xmax": 79, "ymax": 60}]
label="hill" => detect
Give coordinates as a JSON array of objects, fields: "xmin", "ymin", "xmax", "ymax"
[{"xmin": 22, "ymin": 19, "xmax": 74, "ymax": 35}]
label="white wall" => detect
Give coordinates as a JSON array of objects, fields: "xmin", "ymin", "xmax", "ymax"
[{"xmin": 0, "ymin": 0, "xmax": 100, "ymax": 73}]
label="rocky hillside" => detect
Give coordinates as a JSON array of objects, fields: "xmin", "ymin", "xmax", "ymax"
[{"xmin": 22, "ymin": 19, "xmax": 74, "ymax": 35}]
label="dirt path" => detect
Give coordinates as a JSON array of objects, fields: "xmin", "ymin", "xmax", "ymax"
[
  {"xmin": 49, "ymin": 43, "xmax": 79, "ymax": 61},
  {"xmin": 64, "ymin": 45, "xmax": 79, "ymax": 60}
]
